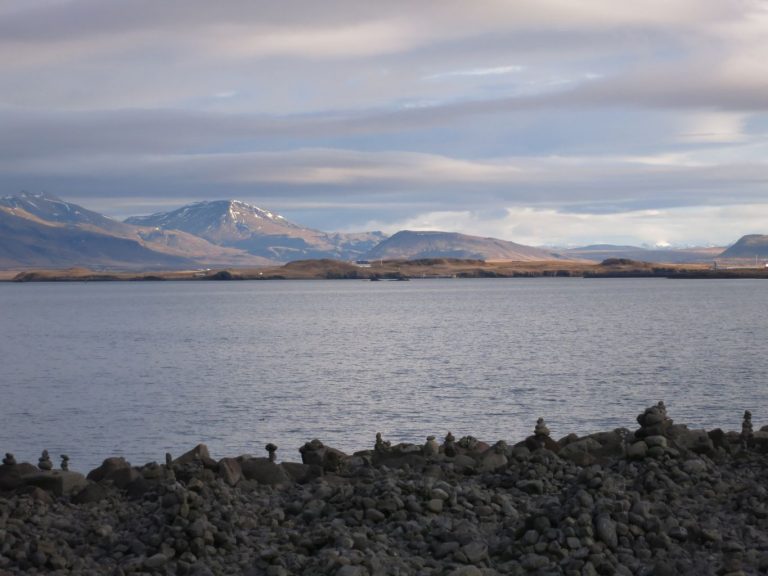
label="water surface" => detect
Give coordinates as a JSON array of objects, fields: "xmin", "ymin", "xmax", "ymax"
[{"xmin": 2, "ymin": 278, "xmax": 766, "ymax": 471}]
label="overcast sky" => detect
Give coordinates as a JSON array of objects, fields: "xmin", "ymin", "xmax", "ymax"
[{"xmin": 2, "ymin": 0, "xmax": 768, "ymax": 246}]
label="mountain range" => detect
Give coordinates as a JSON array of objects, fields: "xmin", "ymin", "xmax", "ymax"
[{"xmin": 0, "ymin": 192, "xmax": 761, "ymax": 270}]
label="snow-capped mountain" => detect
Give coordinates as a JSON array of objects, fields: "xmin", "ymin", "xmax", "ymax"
[
  {"xmin": 0, "ymin": 191, "xmax": 133, "ymax": 236},
  {"xmin": 0, "ymin": 193, "xmax": 274, "ymax": 269},
  {"xmin": 125, "ymin": 200, "xmax": 299, "ymax": 244},
  {"xmin": 126, "ymin": 200, "xmax": 386, "ymax": 261}
]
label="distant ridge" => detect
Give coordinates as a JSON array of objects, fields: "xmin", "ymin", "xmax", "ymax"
[
  {"xmin": 0, "ymin": 193, "xmax": 271, "ymax": 269},
  {"xmin": 364, "ymin": 230, "xmax": 564, "ymax": 261},
  {"xmin": 564, "ymin": 244, "xmax": 723, "ymax": 264},
  {"xmin": 0, "ymin": 198, "xmax": 193, "ymax": 270},
  {"xmin": 719, "ymin": 234, "xmax": 768, "ymax": 258}
]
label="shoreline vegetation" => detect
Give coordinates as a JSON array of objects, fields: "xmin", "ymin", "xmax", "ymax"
[
  {"xmin": 4, "ymin": 257, "xmax": 768, "ymax": 283},
  {"xmin": 1, "ymin": 402, "xmax": 767, "ymax": 574}
]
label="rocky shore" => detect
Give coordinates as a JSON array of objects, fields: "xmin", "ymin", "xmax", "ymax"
[{"xmin": 2, "ymin": 403, "xmax": 768, "ymax": 575}]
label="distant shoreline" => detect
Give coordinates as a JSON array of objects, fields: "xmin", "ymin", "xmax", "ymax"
[{"xmin": 3, "ymin": 257, "xmax": 768, "ymax": 282}]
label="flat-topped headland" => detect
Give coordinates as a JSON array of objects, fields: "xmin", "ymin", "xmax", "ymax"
[{"xmin": 2, "ymin": 403, "xmax": 768, "ymax": 575}]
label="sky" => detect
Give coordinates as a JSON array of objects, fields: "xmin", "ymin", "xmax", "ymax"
[{"xmin": 2, "ymin": 0, "xmax": 768, "ymax": 247}]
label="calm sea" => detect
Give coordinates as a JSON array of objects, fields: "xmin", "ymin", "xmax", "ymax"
[{"xmin": 2, "ymin": 278, "xmax": 766, "ymax": 472}]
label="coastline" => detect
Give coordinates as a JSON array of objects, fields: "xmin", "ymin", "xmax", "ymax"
[
  {"xmin": 4, "ymin": 258, "xmax": 768, "ymax": 283},
  {"xmin": 2, "ymin": 402, "xmax": 767, "ymax": 575}
]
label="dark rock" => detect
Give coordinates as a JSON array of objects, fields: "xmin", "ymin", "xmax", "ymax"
[
  {"xmin": 595, "ymin": 515, "xmax": 618, "ymax": 550},
  {"xmin": 281, "ymin": 462, "xmax": 321, "ymax": 483},
  {"xmin": 452, "ymin": 454, "xmax": 478, "ymax": 474},
  {"xmin": 0, "ymin": 463, "xmax": 37, "ymax": 491},
  {"xmin": 87, "ymin": 457, "xmax": 131, "ymax": 482},
  {"xmin": 23, "ymin": 471, "xmax": 88, "ymax": 496},
  {"xmin": 173, "ymin": 444, "xmax": 218, "ymax": 469},
  {"xmin": 72, "ymin": 482, "xmax": 109, "ymax": 504},
  {"xmin": 670, "ymin": 426, "xmax": 715, "ymax": 455},
  {"xmin": 218, "ymin": 457, "xmax": 242, "ymax": 486},
  {"xmin": 240, "ymin": 458, "xmax": 292, "ymax": 485},
  {"xmin": 299, "ymin": 439, "xmax": 348, "ymax": 472}
]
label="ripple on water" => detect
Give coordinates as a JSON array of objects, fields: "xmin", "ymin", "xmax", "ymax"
[{"xmin": 1, "ymin": 278, "xmax": 768, "ymax": 470}]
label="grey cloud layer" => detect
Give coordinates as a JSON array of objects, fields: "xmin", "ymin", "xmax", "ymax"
[{"xmin": 1, "ymin": 0, "xmax": 767, "ymax": 243}]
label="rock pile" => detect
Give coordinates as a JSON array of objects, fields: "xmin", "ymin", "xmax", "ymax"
[{"xmin": 1, "ymin": 403, "xmax": 768, "ymax": 575}]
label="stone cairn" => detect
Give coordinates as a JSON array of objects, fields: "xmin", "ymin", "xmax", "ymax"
[
  {"xmin": 741, "ymin": 410, "xmax": 754, "ymax": 449},
  {"xmin": 38, "ymin": 450, "xmax": 53, "ymax": 471},
  {"xmin": 374, "ymin": 432, "xmax": 391, "ymax": 455},
  {"xmin": 443, "ymin": 432, "xmax": 456, "ymax": 457},
  {"xmin": 2, "ymin": 453, "xmax": 16, "ymax": 466},
  {"xmin": 423, "ymin": 436, "xmax": 439, "ymax": 458},
  {"xmin": 524, "ymin": 417, "xmax": 557, "ymax": 452},
  {"xmin": 265, "ymin": 443, "xmax": 278, "ymax": 463},
  {"xmin": 628, "ymin": 401, "xmax": 673, "ymax": 459},
  {"xmin": 534, "ymin": 417, "xmax": 550, "ymax": 445},
  {"xmin": 60, "ymin": 454, "xmax": 70, "ymax": 471}
]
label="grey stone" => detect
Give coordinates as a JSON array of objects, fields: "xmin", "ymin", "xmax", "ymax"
[
  {"xmin": 627, "ymin": 441, "xmax": 648, "ymax": 459},
  {"xmin": 447, "ymin": 567, "xmax": 483, "ymax": 576},
  {"xmin": 682, "ymin": 459, "xmax": 707, "ymax": 475},
  {"xmin": 521, "ymin": 553, "xmax": 549, "ymax": 570},
  {"xmin": 595, "ymin": 515, "xmax": 618, "ymax": 549},
  {"xmin": 516, "ymin": 479, "xmax": 544, "ymax": 494},
  {"xmin": 365, "ymin": 508, "xmax": 385, "ymax": 522},
  {"xmin": 336, "ymin": 565, "xmax": 367, "ymax": 576},
  {"xmin": 87, "ymin": 457, "xmax": 131, "ymax": 482},
  {"xmin": 144, "ymin": 553, "xmax": 168, "ymax": 569},
  {"xmin": 217, "ymin": 457, "xmax": 242, "ymax": 486},
  {"xmin": 645, "ymin": 435, "xmax": 668, "ymax": 448},
  {"xmin": 72, "ymin": 482, "xmax": 109, "ymax": 504},
  {"xmin": 173, "ymin": 444, "xmax": 217, "ymax": 468},
  {"xmin": 461, "ymin": 541, "xmax": 488, "ymax": 564},
  {"xmin": 240, "ymin": 458, "xmax": 291, "ymax": 485},
  {"xmin": 23, "ymin": 471, "xmax": 88, "ymax": 496}
]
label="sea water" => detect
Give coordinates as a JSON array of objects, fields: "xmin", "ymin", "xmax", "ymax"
[{"xmin": 2, "ymin": 278, "xmax": 766, "ymax": 471}]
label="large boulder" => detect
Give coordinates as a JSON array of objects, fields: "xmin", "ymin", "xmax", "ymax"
[
  {"xmin": 87, "ymin": 457, "xmax": 133, "ymax": 483},
  {"xmin": 559, "ymin": 429, "xmax": 628, "ymax": 464},
  {"xmin": 173, "ymin": 444, "xmax": 218, "ymax": 469},
  {"xmin": 218, "ymin": 457, "xmax": 242, "ymax": 486},
  {"xmin": 23, "ymin": 471, "xmax": 88, "ymax": 496},
  {"xmin": 669, "ymin": 425, "xmax": 715, "ymax": 455},
  {"xmin": 240, "ymin": 458, "xmax": 292, "ymax": 486},
  {"xmin": 558, "ymin": 437, "xmax": 602, "ymax": 465},
  {"xmin": 753, "ymin": 430, "xmax": 768, "ymax": 453},
  {"xmin": 72, "ymin": 482, "xmax": 110, "ymax": 504},
  {"xmin": 478, "ymin": 442, "xmax": 508, "ymax": 473},
  {"xmin": 91, "ymin": 458, "xmax": 140, "ymax": 488},
  {"xmin": 281, "ymin": 462, "xmax": 321, "ymax": 483},
  {"xmin": 299, "ymin": 439, "xmax": 348, "ymax": 472},
  {"xmin": 0, "ymin": 462, "xmax": 38, "ymax": 491}
]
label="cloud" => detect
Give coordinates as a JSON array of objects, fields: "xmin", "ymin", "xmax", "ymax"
[
  {"xmin": 362, "ymin": 204, "xmax": 768, "ymax": 247},
  {"xmin": 1, "ymin": 0, "xmax": 768, "ymax": 245},
  {"xmin": 425, "ymin": 65, "xmax": 524, "ymax": 80},
  {"xmin": 676, "ymin": 112, "xmax": 748, "ymax": 143}
]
